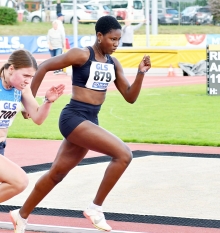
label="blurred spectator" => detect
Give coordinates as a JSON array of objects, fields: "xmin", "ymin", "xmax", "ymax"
[
  {"xmin": 121, "ymin": 20, "xmax": 144, "ymax": 47},
  {"xmin": 56, "ymin": 0, "xmax": 62, "ymax": 16},
  {"xmin": 57, "ymin": 12, "xmax": 66, "ymax": 52},
  {"xmin": 47, "ymin": 20, "xmax": 65, "ymax": 74},
  {"xmin": 44, "ymin": 0, "xmax": 51, "ymax": 23}
]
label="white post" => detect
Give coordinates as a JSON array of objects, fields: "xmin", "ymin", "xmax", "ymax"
[
  {"xmin": 145, "ymin": 0, "xmax": 150, "ymax": 47},
  {"xmin": 179, "ymin": 0, "xmax": 181, "ymax": 26},
  {"xmin": 151, "ymin": 0, "xmax": 158, "ymax": 35},
  {"xmin": 73, "ymin": 0, "xmax": 78, "ymax": 47}
]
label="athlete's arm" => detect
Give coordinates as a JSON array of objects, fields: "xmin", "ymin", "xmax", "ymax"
[
  {"xmin": 21, "ymin": 84, "xmax": 65, "ymax": 125},
  {"xmin": 113, "ymin": 55, "xmax": 151, "ymax": 103},
  {"xmin": 31, "ymin": 48, "xmax": 89, "ymax": 97}
]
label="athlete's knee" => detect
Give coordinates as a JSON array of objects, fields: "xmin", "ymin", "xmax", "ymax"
[
  {"xmin": 14, "ymin": 172, "xmax": 29, "ymax": 194},
  {"xmin": 49, "ymin": 170, "xmax": 68, "ymax": 184},
  {"xmin": 119, "ymin": 145, "xmax": 133, "ymax": 166}
]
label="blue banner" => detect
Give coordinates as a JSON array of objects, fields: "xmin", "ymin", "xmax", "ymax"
[
  {"xmin": 1, "ymin": 34, "xmax": 220, "ymax": 54},
  {"xmin": 0, "ymin": 35, "xmax": 97, "ymax": 54}
]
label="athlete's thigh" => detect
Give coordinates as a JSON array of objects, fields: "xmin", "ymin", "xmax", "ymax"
[
  {"xmin": 67, "ymin": 121, "xmax": 130, "ymax": 158},
  {"xmin": 0, "ymin": 156, "xmax": 26, "ymax": 183},
  {"xmin": 50, "ymin": 139, "xmax": 89, "ymax": 174}
]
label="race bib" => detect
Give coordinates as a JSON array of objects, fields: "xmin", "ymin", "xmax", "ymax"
[
  {"xmin": 0, "ymin": 101, "xmax": 21, "ymax": 128},
  {"xmin": 85, "ymin": 61, "xmax": 116, "ymax": 91}
]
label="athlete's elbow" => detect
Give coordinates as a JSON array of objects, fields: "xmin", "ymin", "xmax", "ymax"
[
  {"xmin": 32, "ymin": 117, "xmax": 44, "ymax": 125},
  {"xmin": 126, "ymin": 97, "xmax": 137, "ymax": 104},
  {"xmin": 129, "ymin": 100, "xmax": 137, "ymax": 104},
  {"xmin": 36, "ymin": 121, "xmax": 43, "ymax": 125},
  {"xmin": 34, "ymin": 121, "xmax": 43, "ymax": 125}
]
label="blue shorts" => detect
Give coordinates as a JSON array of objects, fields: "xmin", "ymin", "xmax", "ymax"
[
  {"xmin": 0, "ymin": 141, "xmax": 6, "ymax": 156},
  {"xmin": 59, "ymin": 99, "xmax": 101, "ymax": 138}
]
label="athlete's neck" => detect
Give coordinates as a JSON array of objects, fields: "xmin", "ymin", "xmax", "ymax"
[{"xmin": 2, "ymin": 69, "xmax": 13, "ymax": 89}]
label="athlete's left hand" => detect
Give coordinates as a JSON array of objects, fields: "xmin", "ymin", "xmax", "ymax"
[
  {"xmin": 138, "ymin": 55, "xmax": 151, "ymax": 73},
  {"xmin": 45, "ymin": 84, "xmax": 65, "ymax": 102}
]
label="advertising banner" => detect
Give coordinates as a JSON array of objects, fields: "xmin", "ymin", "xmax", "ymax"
[
  {"xmin": 134, "ymin": 34, "xmax": 208, "ymax": 47},
  {"xmin": 1, "ymin": 34, "xmax": 220, "ymax": 54},
  {"xmin": 0, "ymin": 35, "xmax": 97, "ymax": 54}
]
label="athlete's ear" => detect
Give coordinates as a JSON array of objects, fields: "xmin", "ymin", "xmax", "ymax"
[
  {"xmin": 8, "ymin": 65, "xmax": 14, "ymax": 74},
  {"xmin": 97, "ymin": 32, "xmax": 103, "ymax": 43}
]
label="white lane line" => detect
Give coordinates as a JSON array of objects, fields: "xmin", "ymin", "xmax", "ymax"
[{"xmin": 0, "ymin": 221, "xmax": 147, "ymax": 233}]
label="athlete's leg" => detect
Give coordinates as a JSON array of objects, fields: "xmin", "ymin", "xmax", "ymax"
[
  {"xmin": 19, "ymin": 139, "xmax": 88, "ymax": 219},
  {"xmin": 0, "ymin": 156, "xmax": 28, "ymax": 203},
  {"xmin": 19, "ymin": 119, "xmax": 132, "ymax": 217},
  {"xmin": 66, "ymin": 121, "xmax": 133, "ymax": 206}
]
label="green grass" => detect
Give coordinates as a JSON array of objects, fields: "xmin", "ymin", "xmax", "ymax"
[
  {"xmin": 8, "ymin": 84, "xmax": 220, "ymax": 147},
  {"xmin": 0, "ymin": 22, "xmax": 220, "ymax": 35}
]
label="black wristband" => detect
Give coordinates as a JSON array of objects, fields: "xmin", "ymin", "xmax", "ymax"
[{"xmin": 44, "ymin": 97, "xmax": 53, "ymax": 103}]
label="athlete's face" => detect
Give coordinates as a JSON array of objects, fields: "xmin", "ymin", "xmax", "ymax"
[
  {"xmin": 9, "ymin": 65, "xmax": 36, "ymax": 90},
  {"xmin": 101, "ymin": 29, "xmax": 121, "ymax": 54}
]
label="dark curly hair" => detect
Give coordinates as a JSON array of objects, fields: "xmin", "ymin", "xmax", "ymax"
[{"xmin": 95, "ymin": 16, "xmax": 121, "ymax": 35}]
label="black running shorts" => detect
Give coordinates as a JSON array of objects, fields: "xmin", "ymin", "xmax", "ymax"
[{"xmin": 59, "ymin": 99, "xmax": 101, "ymax": 138}]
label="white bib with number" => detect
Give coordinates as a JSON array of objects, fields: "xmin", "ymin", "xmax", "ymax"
[
  {"xmin": 0, "ymin": 79, "xmax": 22, "ymax": 128},
  {"xmin": 0, "ymin": 101, "xmax": 21, "ymax": 128},
  {"xmin": 85, "ymin": 61, "xmax": 116, "ymax": 91}
]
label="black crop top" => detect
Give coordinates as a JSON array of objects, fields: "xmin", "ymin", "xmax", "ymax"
[{"xmin": 72, "ymin": 46, "xmax": 115, "ymax": 92}]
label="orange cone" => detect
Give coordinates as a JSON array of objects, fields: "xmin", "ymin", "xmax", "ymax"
[
  {"xmin": 66, "ymin": 38, "xmax": 70, "ymax": 49},
  {"xmin": 167, "ymin": 64, "xmax": 175, "ymax": 77}
]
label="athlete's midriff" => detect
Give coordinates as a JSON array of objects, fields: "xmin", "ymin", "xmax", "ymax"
[{"xmin": 71, "ymin": 85, "xmax": 106, "ymax": 105}]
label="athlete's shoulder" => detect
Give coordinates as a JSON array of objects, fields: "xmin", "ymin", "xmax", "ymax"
[
  {"xmin": 68, "ymin": 47, "xmax": 90, "ymax": 55},
  {"xmin": 109, "ymin": 56, "xmax": 120, "ymax": 65},
  {"xmin": 66, "ymin": 47, "xmax": 91, "ymax": 66}
]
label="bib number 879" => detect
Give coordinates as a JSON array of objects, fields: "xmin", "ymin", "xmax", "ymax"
[{"xmin": 94, "ymin": 71, "xmax": 112, "ymax": 82}]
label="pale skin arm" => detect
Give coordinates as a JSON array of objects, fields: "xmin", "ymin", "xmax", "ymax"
[
  {"xmin": 21, "ymin": 84, "xmax": 65, "ymax": 125},
  {"xmin": 113, "ymin": 55, "xmax": 151, "ymax": 103}
]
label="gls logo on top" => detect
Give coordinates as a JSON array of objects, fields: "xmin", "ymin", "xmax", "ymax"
[{"xmin": 96, "ymin": 63, "xmax": 108, "ymax": 71}]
